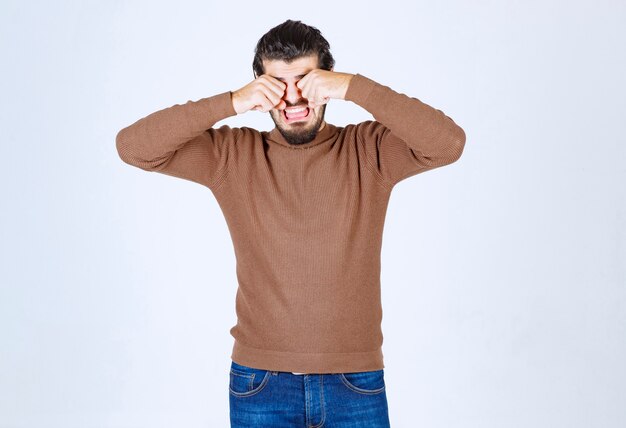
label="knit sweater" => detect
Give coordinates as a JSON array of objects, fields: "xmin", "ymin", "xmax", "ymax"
[{"xmin": 116, "ymin": 73, "xmax": 466, "ymax": 374}]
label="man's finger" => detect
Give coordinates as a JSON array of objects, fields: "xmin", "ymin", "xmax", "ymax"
[
  {"xmin": 261, "ymin": 77, "xmax": 286, "ymax": 98},
  {"xmin": 262, "ymin": 75, "xmax": 287, "ymax": 94},
  {"xmin": 261, "ymin": 97, "xmax": 274, "ymax": 112},
  {"xmin": 296, "ymin": 70, "xmax": 313, "ymax": 89},
  {"xmin": 258, "ymin": 84, "xmax": 283, "ymax": 108},
  {"xmin": 299, "ymin": 80, "xmax": 311, "ymax": 101}
]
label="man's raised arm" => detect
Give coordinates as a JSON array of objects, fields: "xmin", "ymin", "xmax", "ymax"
[
  {"xmin": 116, "ymin": 73, "xmax": 288, "ymax": 189},
  {"xmin": 344, "ymin": 73, "xmax": 466, "ymax": 187},
  {"xmin": 115, "ymin": 91, "xmax": 238, "ymax": 188}
]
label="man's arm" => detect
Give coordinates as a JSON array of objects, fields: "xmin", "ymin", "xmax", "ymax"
[
  {"xmin": 344, "ymin": 73, "xmax": 466, "ymax": 188},
  {"xmin": 115, "ymin": 91, "xmax": 238, "ymax": 189}
]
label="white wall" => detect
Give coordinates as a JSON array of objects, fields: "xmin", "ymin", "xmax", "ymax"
[{"xmin": 1, "ymin": 0, "xmax": 624, "ymax": 427}]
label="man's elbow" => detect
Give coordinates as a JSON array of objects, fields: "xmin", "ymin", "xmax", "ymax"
[
  {"xmin": 115, "ymin": 128, "xmax": 136, "ymax": 166},
  {"xmin": 436, "ymin": 125, "xmax": 465, "ymax": 166},
  {"xmin": 450, "ymin": 125, "xmax": 466, "ymax": 162}
]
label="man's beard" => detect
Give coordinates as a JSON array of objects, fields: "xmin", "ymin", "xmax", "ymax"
[{"xmin": 270, "ymin": 104, "xmax": 327, "ymax": 146}]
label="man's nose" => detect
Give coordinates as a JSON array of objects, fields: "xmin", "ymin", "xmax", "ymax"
[{"xmin": 283, "ymin": 83, "xmax": 304, "ymax": 105}]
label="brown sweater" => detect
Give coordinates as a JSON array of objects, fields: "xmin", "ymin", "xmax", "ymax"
[{"xmin": 116, "ymin": 73, "xmax": 466, "ymax": 374}]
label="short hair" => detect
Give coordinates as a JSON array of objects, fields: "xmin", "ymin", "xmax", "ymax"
[{"xmin": 252, "ymin": 19, "xmax": 335, "ymax": 78}]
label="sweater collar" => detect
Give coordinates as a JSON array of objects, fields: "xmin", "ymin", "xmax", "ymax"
[{"xmin": 266, "ymin": 121, "xmax": 338, "ymax": 149}]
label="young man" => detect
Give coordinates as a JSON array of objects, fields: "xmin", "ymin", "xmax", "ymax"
[{"xmin": 116, "ymin": 19, "xmax": 465, "ymax": 428}]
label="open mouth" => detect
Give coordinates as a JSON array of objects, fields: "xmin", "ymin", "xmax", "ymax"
[{"xmin": 283, "ymin": 107, "xmax": 310, "ymax": 123}]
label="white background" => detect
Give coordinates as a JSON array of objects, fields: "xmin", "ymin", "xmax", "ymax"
[{"xmin": 1, "ymin": 0, "xmax": 624, "ymax": 427}]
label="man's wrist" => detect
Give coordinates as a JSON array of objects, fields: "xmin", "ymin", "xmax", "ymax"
[
  {"xmin": 339, "ymin": 73, "xmax": 356, "ymax": 100},
  {"xmin": 343, "ymin": 73, "xmax": 377, "ymax": 106},
  {"xmin": 230, "ymin": 90, "xmax": 242, "ymax": 115}
]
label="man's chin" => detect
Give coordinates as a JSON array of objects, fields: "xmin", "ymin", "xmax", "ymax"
[
  {"xmin": 271, "ymin": 106, "xmax": 326, "ymax": 146},
  {"xmin": 278, "ymin": 120, "xmax": 315, "ymax": 134},
  {"xmin": 276, "ymin": 126, "xmax": 318, "ymax": 146}
]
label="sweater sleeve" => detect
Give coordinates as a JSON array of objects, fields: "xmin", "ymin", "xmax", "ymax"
[
  {"xmin": 344, "ymin": 73, "xmax": 466, "ymax": 188},
  {"xmin": 115, "ymin": 90, "xmax": 238, "ymax": 190}
]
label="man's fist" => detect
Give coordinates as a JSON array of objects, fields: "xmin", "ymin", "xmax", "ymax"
[
  {"xmin": 231, "ymin": 75, "xmax": 287, "ymax": 114},
  {"xmin": 296, "ymin": 70, "xmax": 354, "ymax": 109}
]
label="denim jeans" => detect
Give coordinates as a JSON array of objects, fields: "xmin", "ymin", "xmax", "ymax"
[{"xmin": 229, "ymin": 360, "xmax": 391, "ymax": 427}]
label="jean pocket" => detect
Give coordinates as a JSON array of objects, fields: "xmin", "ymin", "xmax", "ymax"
[
  {"xmin": 229, "ymin": 361, "xmax": 271, "ymax": 397},
  {"xmin": 339, "ymin": 369, "xmax": 386, "ymax": 395}
]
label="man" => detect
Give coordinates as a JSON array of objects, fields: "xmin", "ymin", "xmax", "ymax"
[{"xmin": 116, "ymin": 19, "xmax": 465, "ymax": 428}]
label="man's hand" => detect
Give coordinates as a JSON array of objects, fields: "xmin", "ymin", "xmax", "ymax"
[
  {"xmin": 231, "ymin": 75, "xmax": 288, "ymax": 114},
  {"xmin": 296, "ymin": 70, "xmax": 355, "ymax": 109},
  {"xmin": 231, "ymin": 70, "xmax": 355, "ymax": 114}
]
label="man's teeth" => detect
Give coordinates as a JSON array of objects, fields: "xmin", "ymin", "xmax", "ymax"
[{"xmin": 286, "ymin": 107, "xmax": 307, "ymax": 113}]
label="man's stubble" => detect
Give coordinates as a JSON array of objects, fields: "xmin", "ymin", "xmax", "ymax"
[{"xmin": 269, "ymin": 104, "xmax": 327, "ymax": 146}]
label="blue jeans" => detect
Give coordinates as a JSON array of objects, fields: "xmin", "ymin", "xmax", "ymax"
[{"xmin": 229, "ymin": 360, "xmax": 391, "ymax": 427}]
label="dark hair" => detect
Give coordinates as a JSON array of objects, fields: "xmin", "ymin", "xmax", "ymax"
[{"xmin": 252, "ymin": 19, "xmax": 335, "ymax": 78}]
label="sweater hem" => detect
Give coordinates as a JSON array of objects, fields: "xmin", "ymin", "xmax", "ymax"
[{"xmin": 231, "ymin": 340, "xmax": 384, "ymax": 374}]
